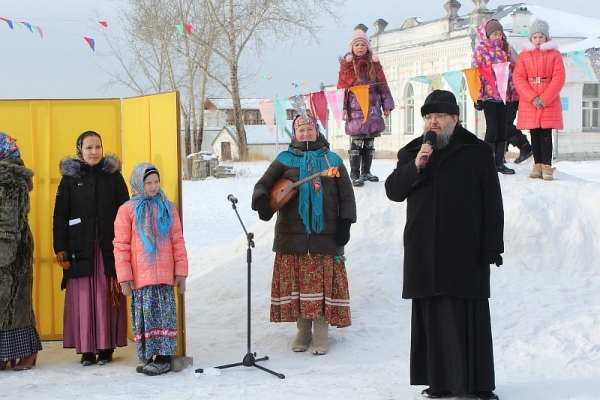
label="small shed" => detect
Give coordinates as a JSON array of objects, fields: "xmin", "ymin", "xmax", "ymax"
[{"xmin": 212, "ymin": 122, "xmax": 294, "ymax": 161}]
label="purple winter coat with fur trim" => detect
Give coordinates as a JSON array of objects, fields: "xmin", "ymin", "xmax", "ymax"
[{"xmin": 338, "ymin": 52, "xmax": 395, "ymax": 138}]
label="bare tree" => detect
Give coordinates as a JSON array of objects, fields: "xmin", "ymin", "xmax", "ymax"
[
  {"xmin": 95, "ymin": 0, "xmax": 216, "ymax": 161},
  {"xmin": 191, "ymin": 0, "xmax": 343, "ymax": 159}
]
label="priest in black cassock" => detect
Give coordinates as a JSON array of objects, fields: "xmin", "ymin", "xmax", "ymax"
[{"xmin": 385, "ymin": 90, "xmax": 504, "ymax": 400}]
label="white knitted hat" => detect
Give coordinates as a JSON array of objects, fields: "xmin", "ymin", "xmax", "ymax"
[{"xmin": 529, "ymin": 19, "xmax": 550, "ymax": 40}]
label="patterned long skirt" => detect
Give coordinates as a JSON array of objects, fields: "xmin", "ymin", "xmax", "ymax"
[
  {"xmin": 0, "ymin": 326, "xmax": 43, "ymax": 361},
  {"xmin": 131, "ymin": 284, "xmax": 177, "ymax": 360},
  {"xmin": 270, "ymin": 253, "xmax": 351, "ymax": 328}
]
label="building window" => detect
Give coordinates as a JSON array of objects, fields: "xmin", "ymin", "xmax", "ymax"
[
  {"xmin": 405, "ymin": 83, "xmax": 415, "ymax": 135},
  {"xmin": 383, "ymin": 114, "xmax": 392, "ymax": 134},
  {"xmin": 583, "ymin": 83, "xmax": 600, "ymax": 131},
  {"xmin": 459, "ymin": 78, "xmax": 468, "ymax": 123}
]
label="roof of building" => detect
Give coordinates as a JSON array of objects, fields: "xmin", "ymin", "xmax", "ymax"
[{"xmin": 212, "ymin": 122, "xmax": 294, "ymax": 146}]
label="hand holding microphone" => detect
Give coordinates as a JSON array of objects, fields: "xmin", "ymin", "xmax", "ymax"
[{"xmin": 416, "ymin": 130, "xmax": 438, "ymax": 171}]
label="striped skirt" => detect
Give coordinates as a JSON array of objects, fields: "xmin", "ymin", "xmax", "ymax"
[
  {"xmin": 270, "ymin": 253, "xmax": 351, "ymax": 328},
  {"xmin": 131, "ymin": 284, "xmax": 177, "ymax": 360}
]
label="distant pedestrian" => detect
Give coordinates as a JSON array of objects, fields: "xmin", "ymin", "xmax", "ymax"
[
  {"xmin": 513, "ymin": 19, "xmax": 566, "ymax": 180},
  {"xmin": 472, "ymin": 18, "xmax": 516, "ymax": 174}
]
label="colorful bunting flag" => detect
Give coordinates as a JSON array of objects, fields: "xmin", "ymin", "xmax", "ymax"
[
  {"xmin": 492, "ymin": 62, "xmax": 510, "ymax": 103},
  {"xmin": 442, "ymin": 70, "xmax": 464, "ymax": 98},
  {"xmin": 175, "ymin": 25, "xmax": 184, "ymax": 36},
  {"xmin": 477, "ymin": 65, "xmax": 499, "ymax": 98},
  {"xmin": 99, "ymin": 21, "xmax": 108, "ymax": 27},
  {"xmin": 0, "ymin": 17, "xmax": 14, "ymax": 29},
  {"xmin": 84, "ymin": 37, "xmax": 95, "ymax": 51},
  {"xmin": 585, "ymin": 48, "xmax": 600, "ymax": 80},
  {"xmin": 428, "ymin": 73, "xmax": 444, "ymax": 90},
  {"xmin": 258, "ymin": 100, "xmax": 275, "ymax": 135},
  {"xmin": 324, "ymin": 89, "xmax": 345, "ymax": 129},
  {"xmin": 274, "ymin": 97, "xmax": 288, "ymax": 138},
  {"xmin": 349, "ymin": 85, "xmax": 369, "ymax": 123},
  {"xmin": 184, "ymin": 24, "xmax": 192, "ymax": 35},
  {"xmin": 463, "ymin": 67, "xmax": 481, "ymax": 104},
  {"xmin": 567, "ymin": 50, "xmax": 596, "ymax": 81},
  {"xmin": 308, "ymin": 91, "xmax": 328, "ymax": 129}
]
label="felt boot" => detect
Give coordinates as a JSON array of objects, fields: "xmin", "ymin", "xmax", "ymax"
[
  {"xmin": 348, "ymin": 150, "xmax": 364, "ymax": 187},
  {"xmin": 291, "ymin": 318, "xmax": 313, "ymax": 352},
  {"xmin": 530, "ymin": 163, "xmax": 542, "ymax": 179},
  {"xmin": 360, "ymin": 151, "xmax": 379, "ymax": 182},
  {"xmin": 311, "ymin": 317, "xmax": 329, "ymax": 355},
  {"xmin": 542, "ymin": 164, "xmax": 556, "ymax": 181}
]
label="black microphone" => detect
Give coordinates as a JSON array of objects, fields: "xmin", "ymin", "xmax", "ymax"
[
  {"xmin": 227, "ymin": 194, "xmax": 238, "ymax": 204},
  {"xmin": 418, "ymin": 130, "xmax": 438, "ymax": 170}
]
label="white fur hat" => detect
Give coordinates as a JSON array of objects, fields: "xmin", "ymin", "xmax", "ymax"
[{"xmin": 529, "ymin": 19, "xmax": 550, "ymax": 40}]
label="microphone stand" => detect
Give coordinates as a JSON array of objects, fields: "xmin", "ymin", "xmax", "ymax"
[{"xmin": 195, "ymin": 195, "xmax": 285, "ymax": 379}]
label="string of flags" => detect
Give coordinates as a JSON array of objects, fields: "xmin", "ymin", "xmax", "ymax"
[
  {"xmin": 257, "ymin": 47, "xmax": 600, "ymax": 138},
  {"xmin": 0, "ymin": 15, "xmax": 104, "ymax": 51}
]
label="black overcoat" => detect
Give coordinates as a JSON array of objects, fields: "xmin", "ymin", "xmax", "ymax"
[
  {"xmin": 52, "ymin": 154, "xmax": 129, "ymax": 289},
  {"xmin": 385, "ymin": 126, "xmax": 504, "ymax": 299}
]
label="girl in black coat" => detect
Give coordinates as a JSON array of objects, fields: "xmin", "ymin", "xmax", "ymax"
[{"xmin": 52, "ymin": 131, "xmax": 130, "ymax": 366}]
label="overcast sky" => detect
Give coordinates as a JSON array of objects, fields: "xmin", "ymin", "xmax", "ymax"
[{"xmin": 1, "ymin": 0, "xmax": 598, "ymax": 101}]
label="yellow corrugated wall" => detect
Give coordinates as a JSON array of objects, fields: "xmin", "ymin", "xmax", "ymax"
[{"xmin": 0, "ymin": 92, "xmax": 185, "ymax": 354}]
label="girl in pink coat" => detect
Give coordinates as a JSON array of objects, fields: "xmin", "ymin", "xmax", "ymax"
[
  {"xmin": 513, "ymin": 19, "xmax": 566, "ymax": 180},
  {"xmin": 113, "ymin": 163, "xmax": 188, "ymax": 376}
]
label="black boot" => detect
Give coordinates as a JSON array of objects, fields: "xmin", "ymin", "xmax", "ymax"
[
  {"xmin": 495, "ymin": 142, "xmax": 515, "ymax": 174},
  {"xmin": 348, "ymin": 150, "xmax": 364, "ymax": 187},
  {"xmin": 360, "ymin": 150, "xmax": 379, "ymax": 182},
  {"xmin": 514, "ymin": 143, "xmax": 533, "ymax": 164}
]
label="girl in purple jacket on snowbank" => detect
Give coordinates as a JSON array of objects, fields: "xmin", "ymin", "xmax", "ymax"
[{"xmin": 337, "ymin": 25, "xmax": 395, "ymax": 187}]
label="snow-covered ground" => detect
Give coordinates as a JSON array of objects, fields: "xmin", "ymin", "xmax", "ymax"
[{"xmin": 4, "ymin": 159, "xmax": 600, "ymax": 400}]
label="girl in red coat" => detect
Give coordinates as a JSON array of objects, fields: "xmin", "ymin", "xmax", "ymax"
[
  {"xmin": 513, "ymin": 19, "xmax": 566, "ymax": 180},
  {"xmin": 337, "ymin": 26, "xmax": 394, "ymax": 187}
]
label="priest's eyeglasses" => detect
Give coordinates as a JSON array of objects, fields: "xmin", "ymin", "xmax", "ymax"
[{"xmin": 423, "ymin": 113, "xmax": 450, "ymax": 122}]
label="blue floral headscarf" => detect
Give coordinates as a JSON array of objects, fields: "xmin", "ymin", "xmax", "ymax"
[
  {"xmin": 0, "ymin": 132, "xmax": 21, "ymax": 161},
  {"xmin": 129, "ymin": 162, "xmax": 172, "ymax": 258}
]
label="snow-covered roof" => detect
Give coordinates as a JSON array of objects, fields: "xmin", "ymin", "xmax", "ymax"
[
  {"xmin": 213, "ymin": 122, "xmax": 294, "ymax": 146},
  {"xmin": 499, "ymin": 4, "xmax": 600, "ymax": 40}
]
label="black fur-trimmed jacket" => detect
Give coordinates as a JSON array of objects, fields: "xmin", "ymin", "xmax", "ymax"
[
  {"xmin": 52, "ymin": 154, "xmax": 129, "ymax": 289},
  {"xmin": 0, "ymin": 160, "xmax": 36, "ymax": 330}
]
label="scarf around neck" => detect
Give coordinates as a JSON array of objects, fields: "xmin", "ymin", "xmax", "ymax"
[{"xmin": 275, "ymin": 143, "xmax": 342, "ymax": 233}]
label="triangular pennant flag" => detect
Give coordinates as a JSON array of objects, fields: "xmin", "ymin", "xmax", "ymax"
[
  {"xmin": 258, "ymin": 100, "xmax": 275, "ymax": 135},
  {"xmin": 568, "ymin": 50, "xmax": 596, "ymax": 81},
  {"xmin": 184, "ymin": 24, "xmax": 192, "ymax": 34},
  {"xmin": 21, "ymin": 21, "xmax": 33, "ymax": 33},
  {"xmin": 34, "ymin": 25, "xmax": 43, "ymax": 39},
  {"xmin": 274, "ymin": 97, "xmax": 288, "ymax": 138},
  {"xmin": 349, "ymin": 85, "xmax": 370, "ymax": 123},
  {"xmin": 308, "ymin": 91, "xmax": 328, "ymax": 129},
  {"xmin": 324, "ymin": 89, "xmax": 345, "ymax": 129},
  {"xmin": 0, "ymin": 17, "xmax": 14, "ymax": 29},
  {"xmin": 289, "ymin": 94, "xmax": 308, "ymax": 116},
  {"xmin": 409, "ymin": 76, "xmax": 431, "ymax": 84},
  {"xmin": 585, "ymin": 48, "xmax": 600, "ymax": 80},
  {"xmin": 175, "ymin": 25, "xmax": 184, "ymax": 36},
  {"xmin": 428, "ymin": 73, "xmax": 444, "ymax": 90},
  {"xmin": 442, "ymin": 70, "xmax": 464, "ymax": 99},
  {"xmin": 463, "ymin": 67, "xmax": 481, "ymax": 104},
  {"xmin": 477, "ymin": 65, "xmax": 500, "ymax": 98},
  {"xmin": 99, "ymin": 21, "xmax": 108, "ymax": 27},
  {"xmin": 84, "ymin": 37, "xmax": 95, "ymax": 51},
  {"xmin": 492, "ymin": 62, "xmax": 510, "ymax": 103}
]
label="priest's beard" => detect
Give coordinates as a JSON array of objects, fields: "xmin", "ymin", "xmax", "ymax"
[{"xmin": 432, "ymin": 124, "xmax": 455, "ymax": 150}]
